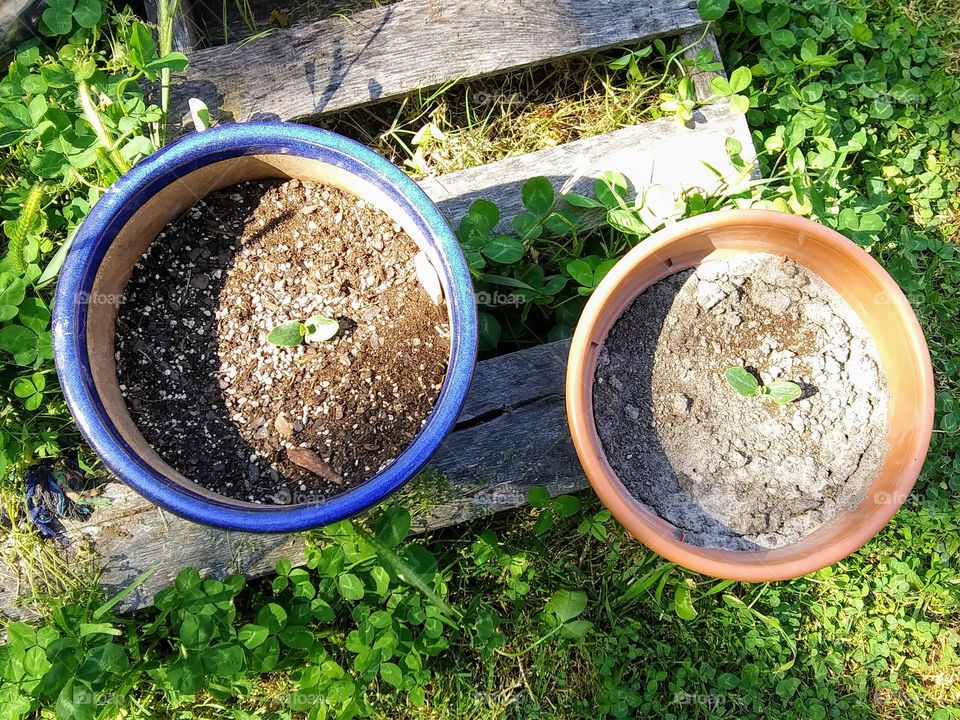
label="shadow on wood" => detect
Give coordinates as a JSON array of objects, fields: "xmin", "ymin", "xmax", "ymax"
[{"xmin": 169, "ymin": 0, "xmax": 703, "ymax": 132}]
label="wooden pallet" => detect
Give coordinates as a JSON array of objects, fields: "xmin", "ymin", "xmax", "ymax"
[{"xmin": 1, "ymin": 1, "xmax": 757, "ymax": 617}]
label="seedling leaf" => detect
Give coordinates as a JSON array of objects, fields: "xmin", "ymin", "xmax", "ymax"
[
  {"xmin": 765, "ymin": 380, "xmax": 803, "ymax": 404},
  {"xmin": 725, "ymin": 367, "xmax": 760, "ymax": 396},
  {"xmin": 267, "ymin": 321, "xmax": 305, "ymax": 346},
  {"xmin": 304, "ymin": 315, "xmax": 339, "ymax": 342}
]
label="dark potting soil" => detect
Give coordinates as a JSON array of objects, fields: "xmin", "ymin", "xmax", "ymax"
[
  {"xmin": 593, "ymin": 253, "xmax": 890, "ymax": 550},
  {"xmin": 116, "ymin": 180, "xmax": 450, "ymax": 504}
]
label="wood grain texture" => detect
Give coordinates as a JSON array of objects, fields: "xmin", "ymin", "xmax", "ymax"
[
  {"xmin": 169, "ymin": 0, "xmax": 703, "ymax": 130},
  {"xmin": 0, "ymin": 340, "xmax": 577, "ymax": 616},
  {"xmin": 421, "ymin": 102, "xmax": 758, "ymax": 232},
  {"xmin": 196, "ymin": 0, "xmax": 394, "ymax": 50}
]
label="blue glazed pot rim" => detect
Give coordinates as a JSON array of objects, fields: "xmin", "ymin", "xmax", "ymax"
[{"xmin": 53, "ymin": 122, "xmax": 477, "ymax": 533}]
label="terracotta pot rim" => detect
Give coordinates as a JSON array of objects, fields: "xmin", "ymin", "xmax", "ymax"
[{"xmin": 565, "ymin": 209, "xmax": 935, "ymax": 581}]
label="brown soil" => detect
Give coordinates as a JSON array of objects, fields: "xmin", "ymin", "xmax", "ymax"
[
  {"xmin": 593, "ymin": 253, "xmax": 890, "ymax": 550},
  {"xmin": 116, "ymin": 180, "xmax": 449, "ymax": 504}
]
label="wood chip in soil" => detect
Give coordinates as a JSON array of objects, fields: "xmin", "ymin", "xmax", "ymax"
[{"xmin": 116, "ymin": 179, "xmax": 450, "ymax": 505}]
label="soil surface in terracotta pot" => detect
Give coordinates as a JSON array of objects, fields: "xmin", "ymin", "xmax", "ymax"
[
  {"xmin": 593, "ymin": 252, "xmax": 890, "ymax": 550},
  {"xmin": 116, "ymin": 180, "xmax": 450, "ymax": 504}
]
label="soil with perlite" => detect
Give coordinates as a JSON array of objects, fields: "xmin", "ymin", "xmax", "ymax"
[
  {"xmin": 593, "ymin": 253, "xmax": 890, "ymax": 550},
  {"xmin": 116, "ymin": 180, "xmax": 449, "ymax": 504}
]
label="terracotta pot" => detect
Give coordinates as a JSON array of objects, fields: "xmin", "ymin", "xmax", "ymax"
[{"xmin": 566, "ymin": 209, "xmax": 934, "ymax": 581}]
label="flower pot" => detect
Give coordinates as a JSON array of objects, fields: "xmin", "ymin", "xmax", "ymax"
[
  {"xmin": 53, "ymin": 122, "xmax": 477, "ymax": 533},
  {"xmin": 566, "ymin": 209, "xmax": 934, "ymax": 581}
]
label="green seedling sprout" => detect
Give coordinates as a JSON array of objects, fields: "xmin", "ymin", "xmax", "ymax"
[
  {"xmin": 724, "ymin": 367, "xmax": 803, "ymax": 405},
  {"xmin": 267, "ymin": 315, "xmax": 339, "ymax": 346}
]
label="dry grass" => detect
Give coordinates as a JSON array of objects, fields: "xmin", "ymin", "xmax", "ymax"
[
  {"xmin": 312, "ymin": 47, "xmax": 676, "ymax": 179},
  {"xmin": 196, "ymin": 0, "xmax": 397, "ymax": 47},
  {"xmin": 0, "ymin": 486, "xmax": 100, "ymax": 623}
]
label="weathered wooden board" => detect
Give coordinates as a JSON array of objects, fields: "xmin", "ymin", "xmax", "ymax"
[
  {"xmin": 0, "ymin": 341, "xmax": 577, "ymax": 617},
  {"xmin": 679, "ymin": 28, "xmax": 727, "ymax": 102},
  {"xmin": 169, "ymin": 0, "xmax": 704, "ymax": 129},
  {"xmin": 420, "ymin": 102, "xmax": 756, "ymax": 231}
]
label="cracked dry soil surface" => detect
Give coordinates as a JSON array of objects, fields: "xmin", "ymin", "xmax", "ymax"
[{"xmin": 593, "ymin": 253, "xmax": 889, "ymax": 550}]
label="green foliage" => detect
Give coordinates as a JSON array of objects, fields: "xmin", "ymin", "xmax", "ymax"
[
  {"xmin": 710, "ymin": 65, "xmax": 752, "ymax": 113},
  {"xmin": 40, "ymin": 0, "xmax": 104, "ymax": 37},
  {"xmin": 2, "ymin": 186, "xmax": 45, "ymax": 275},
  {"xmin": 456, "ymin": 178, "xmax": 576, "ymax": 350},
  {"xmin": 0, "ymin": 2, "xmax": 187, "ymax": 485},
  {"xmin": 698, "ymin": 0, "xmax": 732, "ymax": 22},
  {"xmin": 1, "ymin": 0, "xmax": 959, "ymax": 718},
  {"xmin": 527, "ymin": 485, "xmax": 583, "ymax": 536},
  {"xmin": 0, "ymin": 506, "xmax": 595, "ymax": 718},
  {"xmin": 12, "ymin": 373, "xmax": 47, "ymax": 411},
  {"xmin": 607, "ymin": 45, "xmax": 653, "ymax": 81},
  {"xmin": 659, "ymin": 75, "xmax": 701, "ymax": 122}
]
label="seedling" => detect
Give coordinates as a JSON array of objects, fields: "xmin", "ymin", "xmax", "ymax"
[
  {"xmin": 267, "ymin": 315, "xmax": 339, "ymax": 346},
  {"xmin": 724, "ymin": 367, "xmax": 802, "ymax": 405}
]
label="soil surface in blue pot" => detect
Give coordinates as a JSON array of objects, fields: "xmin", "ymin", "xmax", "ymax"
[{"xmin": 115, "ymin": 180, "xmax": 450, "ymax": 504}]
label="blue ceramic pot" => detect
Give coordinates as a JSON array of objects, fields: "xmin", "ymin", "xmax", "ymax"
[{"xmin": 52, "ymin": 122, "xmax": 477, "ymax": 532}]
